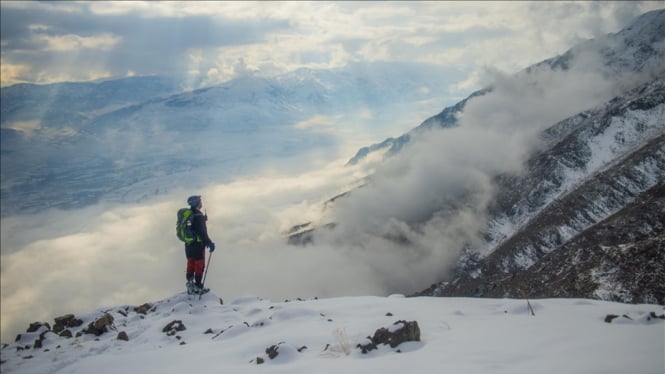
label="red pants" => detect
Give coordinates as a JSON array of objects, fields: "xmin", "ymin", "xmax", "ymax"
[{"xmin": 186, "ymin": 258, "xmax": 205, "ymax": 277}]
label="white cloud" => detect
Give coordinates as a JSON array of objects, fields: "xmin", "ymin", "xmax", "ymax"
[
  {"xmin": 294, "ymin": 115, "xmax": 341, "ymax": 132},
  {"xmin": 318, "ymin": 42, "xmax": 639, "ymax": 308},
  {"xmin": 37, "ymin": 32, "xmax": 121, "ymax": 52},
  {"xmin": 2, "ymin": 1, "xmax": 661, "ymax": 87},
  {"xmin": 0, "ymin": 157, "xmax": 375, "ymax": 343}
]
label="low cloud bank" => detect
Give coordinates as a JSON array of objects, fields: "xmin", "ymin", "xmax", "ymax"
[{"xmin": 322, "ymin": 49, "xmax": 644, "ymax": 295}]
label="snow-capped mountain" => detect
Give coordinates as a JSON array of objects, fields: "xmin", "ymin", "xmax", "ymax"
[
  {"xmin": 416, "ymin": 10, "xmax": 665, "ymax": 304},
  {"xmin": 350, "ymin": 9, "xmax": 665, "ymax": 166},
  {"xmin": 313, "ymin": 10, "xmax": 665, "ymax": 305},
  {"xmin": 419, "ymin": 74, "xmax": 664, "ymax": 303},
  {"xmin": 1, "ymin": 291, "xmax": 663, "ymax": 373},
  {"xmin": 1, "ymin": 62, "xmax": 455, "ymax": 217}
]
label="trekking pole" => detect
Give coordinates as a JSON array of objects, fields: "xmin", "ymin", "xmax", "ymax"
[
  {"xmin": 519, "ymin": 285, "xmax": 535, "ymax": 316},
  {"xmin": 200, "ymin": 251, "xmax": 213, "ymax": 300}
]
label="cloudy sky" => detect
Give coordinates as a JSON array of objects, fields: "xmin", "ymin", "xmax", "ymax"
[
  {"xmin": 2, "ymin": 1, "xmax": 664, "ymax": 344},
  {"xmin": 2, "ymin": 1, "xmax": 662, "ymax": 92}
]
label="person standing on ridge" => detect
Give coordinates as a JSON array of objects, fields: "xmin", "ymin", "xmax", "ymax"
[{"xmin": 184, "ymin": 195, "xmax": 215, "ymax": 295}]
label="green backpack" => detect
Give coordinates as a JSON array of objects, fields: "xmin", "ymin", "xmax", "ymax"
[{"xmin": 176, "ymin": 208, "xmax": 198, "ymax": 244}]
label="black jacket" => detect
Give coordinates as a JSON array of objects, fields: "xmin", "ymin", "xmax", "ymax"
[{"xmin": 187, "ymin": 208, "xmax": 213, "ymax": 249}]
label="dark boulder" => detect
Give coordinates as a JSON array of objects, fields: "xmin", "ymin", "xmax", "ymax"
[
  {"xmin": 83, "ymin": 313, "xmax": 114, "ymax": 336},
  {"xmin": 53, "ymin": 314, "xmax": 83, "ymax": 333},
  {"xmin": 26, "ymin": 322, "xmax": 50, "ymax": 333},
  {"xmin": 162, "ymin": 320, "xmax": 186, "ymax": 336},
  {"xmin": 357, "ymin": 320, "xmax": 421, "ymax": 353},
  {"xmin": 133, "ymin": 303, "xmax": 153, "ymax": 315}
]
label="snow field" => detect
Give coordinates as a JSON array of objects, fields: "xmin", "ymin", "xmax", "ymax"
[{"xmin": 2, "ymin": 293, "xmax": 663, "ymax": 374}]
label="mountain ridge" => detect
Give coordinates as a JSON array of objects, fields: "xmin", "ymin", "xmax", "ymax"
[
  {"xmin": 294, "ymin": 9, "xmax": 665, "ymax": 305},
  {"xmin": 412, "ymin": 10, "xmax": 665, "ymax": 303},
  {"xmin": 348, "ymin": 9, "xmax": 665, "ymax": 166}
]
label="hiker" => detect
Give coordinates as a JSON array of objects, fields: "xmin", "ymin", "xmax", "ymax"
[{"xmin": 184, "ymin": 195, "xmax": 215, "ymax": 294}]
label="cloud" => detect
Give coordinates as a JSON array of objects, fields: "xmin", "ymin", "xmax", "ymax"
[
  {"xmin": 294, "ymin": 115, "xmax": 342, "ymax": 133},
  {"xmin": 0, "ymin": 157, "xmax": 376, "ymax": 343},
  {"xmin": 37, "ymin": 32, "xmax": 121, "ymax": 52},
  {"xmin": 0, "ymin": 2, "xmax": 288, "ymax": 85},
  {"xmin": 319, "ymin": 40, "xmax": 640, "ymax": 303},
  {"xmin": 2, "ymin": 1, "xmax": 661, "ymax": 87}
]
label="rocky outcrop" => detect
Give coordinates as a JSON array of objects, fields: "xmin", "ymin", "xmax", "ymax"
[
  {"xmin": 83, "ymin": 313, "xmax": 114, "ymax": 336},
  {"xmin": 253, "ymin": 342, "xmax": 307, "ymax": 364},
  {"xmin": 162, "ymin": 320, "xmax": 186, "ymax": 336},
  {"xmin": 53, "ymin": 314, "xmax": 83, "ymax": 334},
  {"xmin": 357, "ymin": 320, "xmax": 421, "ymax": 353}
]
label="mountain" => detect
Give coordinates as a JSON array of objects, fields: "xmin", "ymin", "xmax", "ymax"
[
  {"xmin": 418, "ymin": 74, "xmax": 665, "ymax": 302},
  {"xmin": 350, "ymin": 9, "xmax": 665, "ymax": 166},
  {"xmin": 415, "ymin": 10, "xmax": 665, "ymax": 304},
  {"xmin": 303, "ymin": 10, "xmax": 665, "ymax": 305},
  {"xmin": 1, "ymin": 291, "xmax": 663, "ymax": 373},
  {"xmin": 0, "ymin": 62, "xmax": 456, "ymax": 217},
  {"xmin": 1, "ymin": 76, "xmax": 182, "ymax": 131}
]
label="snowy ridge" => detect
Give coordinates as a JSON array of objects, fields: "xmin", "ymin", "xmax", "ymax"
[
  {"xmin": 481, "ymin": 75, "xmax": 665, "ymax": 259},
  {"xmin": 1, "ymin": 292, "xmax": 664, "ymax": 373},
  {"xmin": 350, "ymin": 10, "xmax": 665, "ymax": 167},
  {"xmin": 415, "ymin": 11, "xmax": 665, "ymax": 303}
]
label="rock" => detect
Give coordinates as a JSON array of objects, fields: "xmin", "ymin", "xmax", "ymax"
[
  {"xmin": 27, "ymin": 322, "xmax": 50, "ymax": 333},
  {"xmin": 263, "ymin": 341, "xmax": 293, "ymax": 360},
  {"xmin": 162, "ymin": 320, "xmax": 186, "ymax": 336},
  {"xmin": 53, "ymin": 314, "xmax": 83, "ymax": 333},
  {"xmin": 117, "ymin": 331, "xmax": 129, "ymax": 341},
  {"xmin": 357, "ymin": 337, "xmax": 376, "ymax": 354},
  {"xmin": 134, "ymin": 303, "xmax": 153, "ymax": 315},
  {"xmin": 256, "ymin": 357, "xmax": 265, "ymax": 365},
  {"xmin": 266, "ymin": 344, "xmax": 280, "ymax": 359},
  {"xmin": 58, "ymin": 329, "xmax": 73, "ymax": 338},
  {"xmin": 94, "ymin": 314, "xmax": 114, "ymax": 330},
  {"xmin": 33, "ymin": 331, "xmax": 51, "ymax": 349},
  {"xmin": 649, "ymin": 311, "xmax": 665, "ymax": 320},
  {"xmin": 357, "ymin": 320, "xmax": 421, "ymax": 353},
  {"xmin": 605, "ymin": 314, "xmax": 619, "ymax": 323},
  {"xmin": 84, "ymin": 313, "xmax": 114, "ymax": 336}
]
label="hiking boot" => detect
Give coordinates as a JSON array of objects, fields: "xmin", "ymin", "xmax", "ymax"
[
  {"xmin": 198, "ymin": 288, "xmax": 210, "ymax": 295},
  {"xmin": 186, "ymin": 280, "xmax": 197, "ymax": 295},
  {"xmin": 194, "ymin": 287, "xmax": 210, "ymax": 295}
]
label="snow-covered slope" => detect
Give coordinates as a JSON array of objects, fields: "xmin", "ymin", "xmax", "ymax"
[
  {"xmin": 1, "ymin": 292, "xmax": 663, "ymax": 373},
  {"xmin": 337, "ymin": 10, "xmax": 665, "ymax": 305},
  {"xmin": 421, "ymin": 61, "xmax": 664, "ymax": 304}
]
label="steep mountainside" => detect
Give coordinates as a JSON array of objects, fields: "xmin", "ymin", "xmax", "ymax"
[
  {"xmin": 340, "ymin": 10, "xmax": 665, "ymax": 304},
  {"xmin": 418, "ymin": 76, "xmax": 665, "ymax": 303}
]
